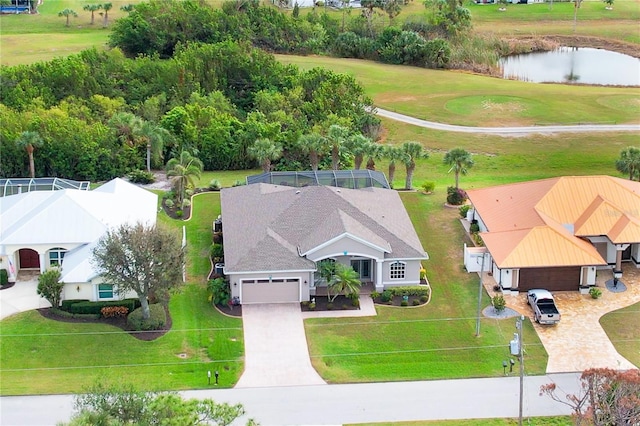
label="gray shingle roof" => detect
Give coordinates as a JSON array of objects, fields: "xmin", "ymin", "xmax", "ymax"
[{"xmin": 221, "ymin": 183, "xmax": 427, "ymax": 273}]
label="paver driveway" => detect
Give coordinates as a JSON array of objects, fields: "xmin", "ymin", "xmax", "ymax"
[
  {"xmin": 235, "ymin": 303, "xmax": 326, "ymax": 388},
  {"xmin": 504, "ymin": 264, "xmax": 640, "ymax": 373}
]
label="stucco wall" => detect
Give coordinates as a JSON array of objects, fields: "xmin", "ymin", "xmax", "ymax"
[{"xmin": 382, "ymin": 259, "xmax": 421, "ymax": 286}]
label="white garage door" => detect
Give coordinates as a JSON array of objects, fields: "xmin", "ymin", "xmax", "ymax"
[{"xmin": 241, "ymin": 279, "xmax": 300, "ymax": 304}]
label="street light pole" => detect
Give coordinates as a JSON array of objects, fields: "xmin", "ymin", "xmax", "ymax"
[
  {"xmin": 517, "ymin": 314, "xmax": 524, "ymax": 426},
  {"xmin": 475, "ymin": 252, "xmax": 486, "ymax": 337}
]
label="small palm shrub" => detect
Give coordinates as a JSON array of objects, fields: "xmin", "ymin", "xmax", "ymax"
[
  {"xmin": 459, "ymin": 205, "xmax": 471, "ymax": 218},
  {"xmin": 589, "ymin": 287, "xmax": 602, "ymax": 299},
  {"xmin": 421, "ymin": 181, "xmax": 435, "ymax": 193},
  {"xmin": 208, "ymin": 179, "xmax": 221, "ymax": 190},
  {"xmin": 164, "ymin": 199, "xmax": 174, "ymax": 208},
  {"xmin": 128, "ymin": 170, "xmax": 155, "ymax": 184}
]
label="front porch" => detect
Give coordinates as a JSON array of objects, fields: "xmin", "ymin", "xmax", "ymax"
[{"xmin": 311, "ymin": 281, "xmax": 375, "ymax": 297}]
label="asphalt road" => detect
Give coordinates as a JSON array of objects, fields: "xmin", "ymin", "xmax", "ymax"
[
  {"xmin": 0, "ymin": 373, "xmax": 581, "ymax": 425},
  {"xmin": 376, "ymin": 108, "xmax": 640, "ymax": 136}
]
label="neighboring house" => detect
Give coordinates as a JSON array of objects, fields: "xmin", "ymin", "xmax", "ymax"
[
  {"xmin": 0, "ymin": 178, "xmax": 157, "ymax": 302},
  {"xmin": 220, "ymin": 182, "xmax": 428, "ymax": 304},
  {"xmin": 463, "ymin": 176, "xmax": 640, "ymax": 293}
]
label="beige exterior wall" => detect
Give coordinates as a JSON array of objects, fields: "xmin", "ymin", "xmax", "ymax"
[
  {"xmin": 306, "ymin": 236, "xmax": 385, "ymax": 262},
  {"xmin": 382, "ymin": 259, "xmax": 421, "ymax": 286},
  {"xmin": 229, "ymin": 271, "xmax": 313, "ymax": 302},
  {"xmin": 62, "ymin": 277, "xmax": 137, "ymax": 303}
]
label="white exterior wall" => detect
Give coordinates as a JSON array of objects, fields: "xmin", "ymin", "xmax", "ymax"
[
  {"xmin": 471, "ymin": 211, "xmax": 488, "ymax": 233},
  {"xmin": 463, "ymin": 244, "xmax": 490, "ymax": 272},
  {"xmin": 580, "ymin": 266, "xmax": 597, "ymax": 286},
  {"xmin": 632, "ymin": 243, "xmax": 640, "ymax": 267}
]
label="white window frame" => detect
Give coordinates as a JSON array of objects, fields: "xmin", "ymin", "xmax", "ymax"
[
  {"xmin": 97, "ymin": 283, "xmax": 115, "ymax": 300},
  {"xmin": 48, "ymin": 247, "xmax": 67, "ymax": 267},
  {"xmin": 389, "ymin": 261, "xmax": 406, "ymax": 280}
]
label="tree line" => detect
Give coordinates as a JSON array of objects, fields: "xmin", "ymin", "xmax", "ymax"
[{"xmin": 0, "ymin": 41, "xmax": 377, "ymax": 181}]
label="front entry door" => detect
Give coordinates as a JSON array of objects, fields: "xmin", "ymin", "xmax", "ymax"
[
  {"xmin": 351, "ymin": 259, "xmax": 371, "ymax": 280},
  {"xmin": 18, "ymin": 249, "xmax": 40, "ymax": 269}
]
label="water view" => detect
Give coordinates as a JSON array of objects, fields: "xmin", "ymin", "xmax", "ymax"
[{"xmin": 500, "ymin": 47, "xmax": 640, "ymax": 86}]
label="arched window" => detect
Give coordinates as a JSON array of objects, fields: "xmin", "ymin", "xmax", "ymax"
[
  {"xmin": 389, "ymin": 261, "xmax": 406, "ymax": 279},
  {"xmin": 49, "ymin": 247, "xmax": 67, "ymax": 267}
]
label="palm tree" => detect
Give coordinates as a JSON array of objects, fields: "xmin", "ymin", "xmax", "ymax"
[
  {"xmin": 248, "ymin": 138, "xmax": 283, "ymax": 173},
  {"xmin": 100, "ymin": 2, "xmax": 112, "ymax": 27},
  {"xmin": 615, "ymin": 146, "xmax": 640, "ymax": 181},
  {"xmin": 136, "ymin": 121, "xmax": 172, "ymax": 172},
  {"xmin": 297, "ymin": 133, "xmax": 329, "ymax": 171},
  {"xmin": 328, "ymin": 264, "xmax": 362, "ymax": 303},
  {"xmin": 345, "ymin": 133, "xmax": 372, "ymax": 170},
  {"xmin": 166, "ymin": 151, "xmax": 203, "ymax": 205},
  {"xmin": 365, "ymin": 143, "xmax": 384, "ymax": 171},
  {"xmin": 83, "ymin": 4, "xmax": 101, "ymax": 25},
  {"xmin": 327, "ymin": 124, "xmax": 350, "ymax": 170},
  {"xmin": 58, "ymin": 8, "xmax": 78, "ymax": 27},
  {"xmin": 16, "ymin": 131, "xmax": 43, "ymax": 178},
  {"xmin": 443, "ymin": 148, "xmax": 474, "ymax": 189},
  {"xmin": 108, "ymin": 112, "xmax": 142, "ymax": 147},
  {"xmin": 400, "ymin": 141, "xmax": 427, "ymax": 190},
  {"xmin": 384, "ymin": 144, "xmax": 406, "ymax": 189}
]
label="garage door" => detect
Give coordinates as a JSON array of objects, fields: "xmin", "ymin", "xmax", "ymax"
[
  {"xmin": 518, "ymin": 267, "xmax": 581, "ymax": 292},
  {"xmin": 241, "ymin": 279, "xmax": 300, "ymax": 304}
]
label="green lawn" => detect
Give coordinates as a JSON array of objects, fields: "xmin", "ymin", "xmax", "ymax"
[
  {"xmin": 306, "ymin": 190, "xmax": 548, "ymax": 383},
  {"xmin": 600, "ymin": 301, "xmax": 640, "ymax": 366},
  {"xmin": 0, "ymin": 193, "xmax": 244, "ymax": 396},
  {"xmin": 351, "ymin": 417, "xmax": 572, "ymax": 426},
  {"xmin": 277, "ymin": 55, "xmax": 640, "ymax": 127}
]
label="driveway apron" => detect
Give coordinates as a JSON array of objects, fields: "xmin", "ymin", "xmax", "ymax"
[
  {"xmin": 235, "ymin": 303, "xmax": 326, "ymax": 388},
  {"xmin": 0, "ymin": 279, "xmax": 50, "ymax": 320},
  {"xmin": 503, "ymin": 265, "xmax": 640, "ymax": 373}
]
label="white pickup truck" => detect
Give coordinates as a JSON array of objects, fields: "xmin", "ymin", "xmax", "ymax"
[{"xmin": 527, "ymin": 289, "xmax": 561, "ymax": 325}]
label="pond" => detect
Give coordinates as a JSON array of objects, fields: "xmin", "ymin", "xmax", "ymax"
[{"xmin": 499, "ymin": 47, "xmax": 640, "ymax": 86}]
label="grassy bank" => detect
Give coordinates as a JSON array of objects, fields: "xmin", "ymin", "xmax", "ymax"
[{"xmin": 278, "ymin": 55, "xmax": 640, "ymax": 126}]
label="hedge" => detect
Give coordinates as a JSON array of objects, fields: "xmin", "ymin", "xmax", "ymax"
[
  {"xmin": 69, "ymin": 299, "xmax": 139, "ymax": 315},
  {"xmin": 60, "ymin": 299, "xmax": 89, "ymax": 311},
  {"xmin": 50, "ymin": 308, "xmax": 100, "ymax": 320},
  {"xmin": 0, "ymin": 269, "xmax": 9, "ymax": 286},
  {"xmin": 386, "ymin": 286, "xmax": 430, "ymax": 297},
  {"xmin": 127, "ymin": 304, "xmax": 166, "ymax": 331}
]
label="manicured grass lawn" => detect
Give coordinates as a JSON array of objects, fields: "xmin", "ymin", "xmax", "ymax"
[
  {"xmin": 350, "ymin": 417, "xmax": 572, "ymax": 426},
  {"xmin": 277, "ymin": 55, "xmax": 640, "ymax": 126},
  {"xmin": 600, "ymin": 301, "xmax": 640, "ymax": 366},
  {"xmin": 306, "ymin": 190, "xmax": 548, "ymax": 383},
  {"xmin": 0, "ymin": 193, "xmax": 244, "ymax": 396}
]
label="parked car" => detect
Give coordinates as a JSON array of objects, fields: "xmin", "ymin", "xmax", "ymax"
[{"xmin": 526, "ymin": 289, "xmax": 561, "ymax": 325}]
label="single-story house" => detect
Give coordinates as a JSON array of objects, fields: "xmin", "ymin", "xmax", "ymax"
[
  {"xmin": 463, "ymin": 176, "xmax": 640, "ymax": 293},
  {"xmin": 0, "ymin": 178, "xmax": 157, "ymax": 302},
  {"xmin": 220, "ymin": 182, "xmax": 428, "ymax": 304}
]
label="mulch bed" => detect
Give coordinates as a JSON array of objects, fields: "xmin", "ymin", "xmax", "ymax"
[
  {"xmin": 215, "ymin": 303, "xmax": 242, "ymax": 318},
  {"xmin": 161, "ymin": 188, "xmax": 219, "ymax": 220},
  {"xmin": 372, "ymin": 295, "xmax": 427, "ymax": 307},
  {"xmin": 300, "ymin": 295, "xmax": 360, "ymax": 312},
  {"xmin": 37, "ymin": 306, "xmax": 172, "ymax": 341},
  {"xmin": 0, "ymin": 282, "xmax": 16, "ymax": 291}
]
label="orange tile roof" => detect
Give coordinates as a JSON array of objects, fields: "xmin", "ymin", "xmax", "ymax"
[{"xmin": 467, "ymin": 176, "xmax": 640, "ymax": 268}]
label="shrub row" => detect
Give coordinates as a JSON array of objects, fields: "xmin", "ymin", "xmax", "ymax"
[
  {"xmin": 67, "ymin": 299, "xmax": 140, "ymax": 315},
  {"xmin": 127, "ymin": 304, "xmax": 166, "ymax": 331},
  {"xmin": 50, "ymin": 308, "xmax": 100, "ymax": 320},
  {"xmin": 385, "ymin": 286, "xmax": 431, "ymax": 297}
]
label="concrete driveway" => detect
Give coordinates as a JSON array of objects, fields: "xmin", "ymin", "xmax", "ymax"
[
  {"xmin": 235, "ymin": 303, "xmax": 326, "ymax": 388},
  {"xmin": 504, "ymin": 264, "xmax": 640, "ymax": 373},
  {"xmin": 0, "ymin": 278, "xmax": 50, "ymax": 320},
  {"xmin": 236, "ymin": 297, "xmax": 377, "ymax": 388}
]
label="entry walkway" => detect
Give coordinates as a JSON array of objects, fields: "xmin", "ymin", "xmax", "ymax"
[
  {"xmin": 0, "ymin": 278, "xmax": 50, "ymax": 320},
  {"xmin": 493, "ymin": 264, "xmax": 640, "ymax": 373},
  {"xmin": 236, "ymin": 296, "xmax": 377, "ymax": 388}
]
